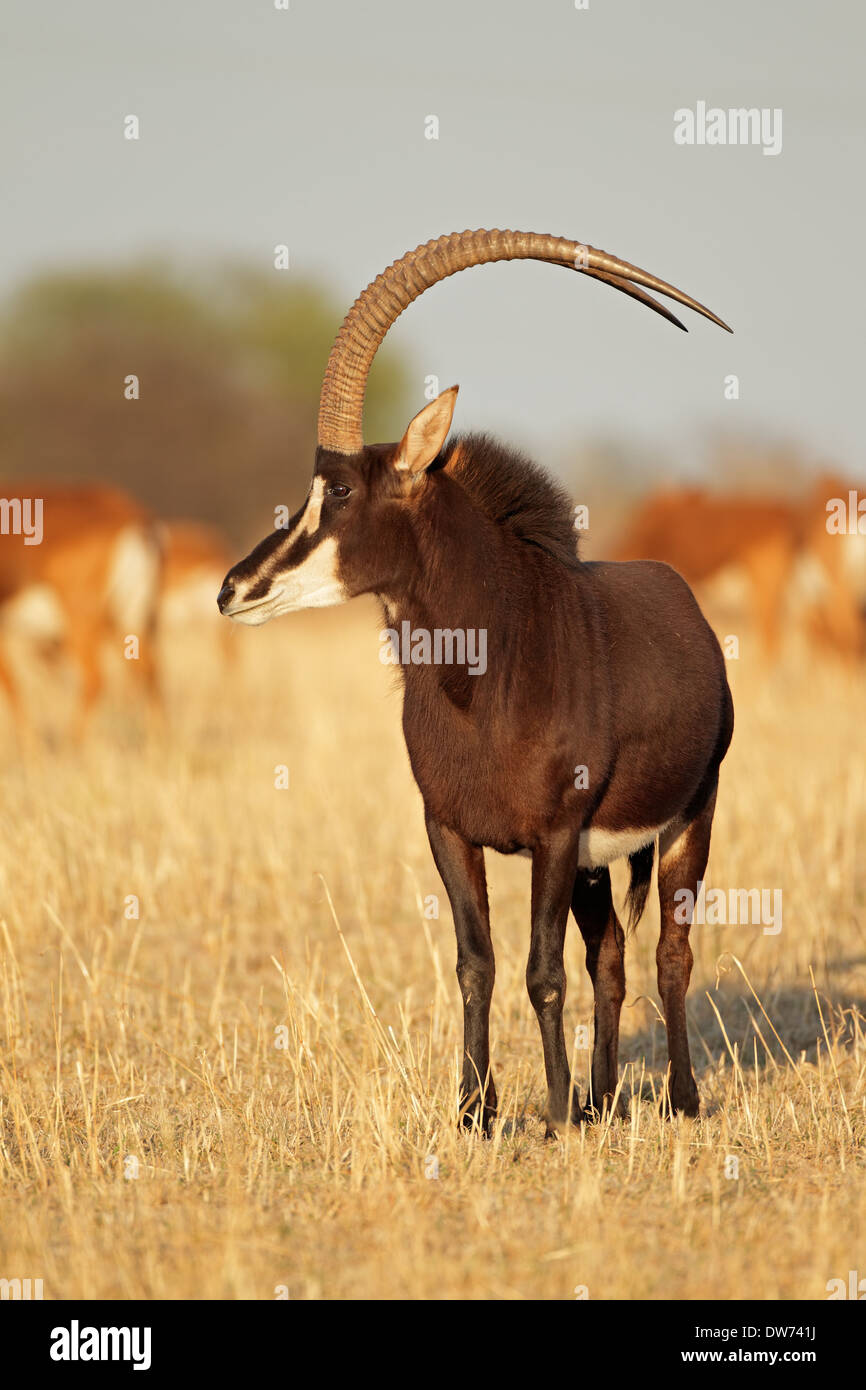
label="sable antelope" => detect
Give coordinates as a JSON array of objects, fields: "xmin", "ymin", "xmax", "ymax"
[
  {"xmin": 0, "ymin": 482, "xmax": 161, "ymax": 731},
  {"xmin": 219, "ymin": 229, "xmax": 734, "ymax": 1134}
]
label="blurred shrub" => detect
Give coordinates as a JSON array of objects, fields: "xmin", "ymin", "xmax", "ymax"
[{"xmin": 0, "ymin": 263, "xmax": 409, "ymax": 542}]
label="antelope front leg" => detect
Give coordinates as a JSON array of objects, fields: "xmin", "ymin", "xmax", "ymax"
[
  {"xmin": 528, "ymin": 829, "xmax": 584, "ymax": 1135},
  {"xmin": 425, "ymin": 815, "xmax": 497, "ymax": 1134}
]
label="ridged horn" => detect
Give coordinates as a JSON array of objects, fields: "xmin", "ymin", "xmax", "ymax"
[{"xmin": 317, "ymin": 228, "xmax": 731, "ymax": 455}]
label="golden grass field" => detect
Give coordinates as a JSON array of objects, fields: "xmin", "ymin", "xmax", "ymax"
[{"xmin": 1, "ymin": 600, "xmax": 864, "ymax": 1301}]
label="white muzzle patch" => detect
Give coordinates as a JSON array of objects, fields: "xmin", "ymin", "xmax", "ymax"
[{"xmin": 223, "ymin": 479, "xmax": 348, "ymax": 625}]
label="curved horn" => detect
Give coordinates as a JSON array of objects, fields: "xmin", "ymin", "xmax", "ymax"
[{"xmin": 317, "ymin": 228, "xmax": 732, "ymax": 455}]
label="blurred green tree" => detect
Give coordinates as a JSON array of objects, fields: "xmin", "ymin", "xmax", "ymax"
[{"xmin": 0, "ymin": 263, "xmax": 410, "ymax": 542}]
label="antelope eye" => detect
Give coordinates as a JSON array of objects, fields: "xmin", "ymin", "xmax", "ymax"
[{"xmin": 328, "ymin": 483, "xmax": 352, "ymax": 499}]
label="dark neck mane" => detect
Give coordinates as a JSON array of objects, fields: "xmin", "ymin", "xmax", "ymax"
[{"xmin": 441, "ymin": 433, "xmax": 580, "ymax": 568}]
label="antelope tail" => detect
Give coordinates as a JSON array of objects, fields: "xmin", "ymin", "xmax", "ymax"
[{"xmin": 626, "ymin": 842, "xmax": 656, "ymax": 932}]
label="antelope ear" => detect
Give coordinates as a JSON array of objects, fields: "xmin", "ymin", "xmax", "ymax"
[{"xmin": 394, "ymin": 386, "xmax": 459, "ymax": 477}]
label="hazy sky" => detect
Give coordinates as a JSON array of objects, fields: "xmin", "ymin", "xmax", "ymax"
[{"xmin": 3, "ymin": 0, "xmax": 864, "ymax": 478}]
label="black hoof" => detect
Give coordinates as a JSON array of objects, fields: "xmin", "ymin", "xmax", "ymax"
[
  {"xmin": 583, "ymin": 1093, "xmax": 628, "ymax": 1124},
  {"xmin": 543, "ymin": 1099, "xmax": 586, "ymax": 1138},
  {"xmin": 660, "ymin": 1080, "xmax": 700, "ymax": 1119},
  {"xmin": 458, "ymin": 1094, "xmax": 497, "ymax": 1136}
]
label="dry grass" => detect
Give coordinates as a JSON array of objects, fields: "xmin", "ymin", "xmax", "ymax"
[{"xmin": 1, "ymin": 600, "xmax": 865, "ymax": 1300}]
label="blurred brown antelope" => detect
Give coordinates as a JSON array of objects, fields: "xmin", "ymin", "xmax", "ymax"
[
  {"xmin": 613, "ymin": 488, "xmax": 799, "ymax": 659},
  {"xmin": 219, "ymin": 229, "xmax": 733, "ymax": 1134},
  {"xmin": 0, "ymin": 482, "xmax": 162, "ymax": 733},
  {"xmin": 159, "ymin": 519, "xmax": 237, "ymax": 665},
  {"xmin": 800, "ymin": 473, "xmax": 866, "ymax": 660},
  {"xmin": 614, "ymin": 476, "xmax": 866, "ymax": 661}
]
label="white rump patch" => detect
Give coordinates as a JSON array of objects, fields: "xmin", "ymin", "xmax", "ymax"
[
  {"xmin": 108, "ymin": 526, "xmax": 161, "ymax": 632},
  {"xmin": 1, "ymin": 584, "xmax": 66, "ymax": 639},
  {"xmin": 578, "ymin": 822, "xmax": 670, "ymax": 869}
]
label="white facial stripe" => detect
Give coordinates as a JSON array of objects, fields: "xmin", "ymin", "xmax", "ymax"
[
  {"xmin": 228, "ymin": 536, "xmax": 347, "ymax": 625},
  {"xmin": 251, "ymin": 476, "xmax": 326, "ymax": 563},
  {"xmin": 227, "ymin": 477, "xmax": 332, "ymax": 621},
  {"xmin": 277, "ymin": 476, "xmax": 326, "ymax": 552},
  {"xmin": 300, "ymin": 476, "xmax": 325, "ymax": 537}
]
